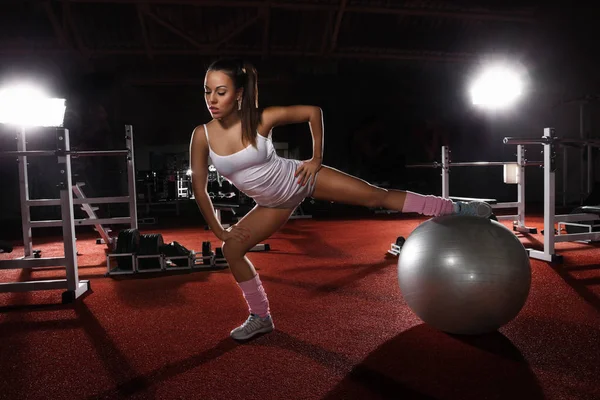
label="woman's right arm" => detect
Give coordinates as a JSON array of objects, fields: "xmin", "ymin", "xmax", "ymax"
[
  {"xmin": 189, "ymin": 126, "xmax": 250, "ymax": 243},
  {"xmin": 189, "ymin": 126, "xmax": 226, "ymax": 239}
]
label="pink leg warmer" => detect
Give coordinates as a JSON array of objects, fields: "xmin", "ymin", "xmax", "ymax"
[
  {"xmin": 237, "ymin": 274, "xmax": 270, "ymax": 318},
  {"xmin": 402, "ymin": 191, "xmax": 454, "ymax": 217}
]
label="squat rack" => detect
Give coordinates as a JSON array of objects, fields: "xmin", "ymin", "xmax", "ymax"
[
  {"xmin": 0, "ymin": 125, "xmax": 138, "ymax": 303},
  {"xmin": 408, "ymin": 144, "xmax": 543, "ymax": 234},
  {"xmin": 407, "ymin": 128, "xmax": 600, "ymax": 262},
  {"xmin": 505, "ymin": 128, "xmax": 600, "ymax": 262}
]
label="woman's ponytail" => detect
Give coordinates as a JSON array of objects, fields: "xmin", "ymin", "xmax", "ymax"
[{"xmin": 240, "ymin": 61, "xmax": 261, "ymax": 147}]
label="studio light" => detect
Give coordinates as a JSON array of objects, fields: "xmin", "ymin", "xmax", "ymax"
[{"xmin": 0, "ymin": 83, "xmax": 66, "ymax": 127}]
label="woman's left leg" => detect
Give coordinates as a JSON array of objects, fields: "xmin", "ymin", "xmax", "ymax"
[{"xmin": 311, "ymin": 166, "xmax": 491, "ymax": 217}]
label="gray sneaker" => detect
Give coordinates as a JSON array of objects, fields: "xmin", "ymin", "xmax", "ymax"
[
  {"xmin": 230, "ymin": 314, "xmax": 274, "ymax": 341},
  {"xmin": 453, "ymin": 201, "xmax": 493, "ymax": 218}
]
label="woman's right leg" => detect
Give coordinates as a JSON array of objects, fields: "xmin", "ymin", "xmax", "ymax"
[
  {"xmin": 220, "ymin": 204, "xmax": 296, "ymax": 340},
  {"xmin": 222, "ymin": 205, "xmax": 295, "ymax": 283}
]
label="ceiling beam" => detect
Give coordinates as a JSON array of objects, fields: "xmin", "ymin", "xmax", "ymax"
[
  {"xmin": 44, "ymin": 1, "xmax": 69, "ymax": 48},
  {"xmin": 330, "ymin": 0, "xmax": 348, "ymax": 53},
  {"xmin": 334, "ymin": 50, "xmax": 471, "ymax": 63},
  {"xmin": 64, "ymin": 2, "xmax": 88, "ymax": 55},
  {"xmin": 345, "ymin": 5, "xmax": 534, "ymax": 23},
  {"xmin": 214, "ymin": 12, "xmax": 262, "ymax": 49},
  {"xmin": 262, "ymin": 2, "xmax": 270, "ymax": 58},
  {"xmin": 63, "ymin": 1, "xmax": 94, "ymax": 71},
  {"xmin": 46, "ymin": 1, "xmax": 96, "ymax": 70},
  {"xmin": 320, "ymin": 11, "xmax": 333, "ymax": 55},
  {"xmin": 0, "ymin": 45, "xmax": 474, "ymax": 63},
  {"xmin": 136, "ymin": 4, "xmax": 153, "ymax": 59},
  {"xmin": 142, "ymin": 6, "xmax": 204, "ymax": 49},
  {"xmin": 127, "ymin": 75, "xmax": 292, "ymax": 86},
  {"xmin": 59, "ymin": 0, "xmax": 537, "ymax": 23}
]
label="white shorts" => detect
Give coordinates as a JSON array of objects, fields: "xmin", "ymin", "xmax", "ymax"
[{"xmin": 252, "ymin": 159, "xmax": 319, "ymax": 209}]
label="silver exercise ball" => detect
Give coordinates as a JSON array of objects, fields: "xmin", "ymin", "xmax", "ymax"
[{"xmin": 397, "ymin": 215, "xmax": 531, "ymax": 335}]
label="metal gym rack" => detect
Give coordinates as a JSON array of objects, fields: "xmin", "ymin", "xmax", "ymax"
[{"xmin": 0, "ymin": 125, "xmax": 138, "ymax": 303}]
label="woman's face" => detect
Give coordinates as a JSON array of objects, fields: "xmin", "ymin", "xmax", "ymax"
[{"xmin": 204, "ymin": 70, "xmax": 241, "ymax": 120}]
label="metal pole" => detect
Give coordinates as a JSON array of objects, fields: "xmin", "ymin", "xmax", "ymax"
[
  {"xmin": 57, "ymin": 128, "xmax": 80, "ymax": 293},
  {"xmin": 562, "ymin": 147, "xmax": 568, "ymax": 206},
  {"xmin": 580, "ymin": 102, "xmax": 585, "ymax": 203},
  {"xmin": 503, "ymin": 137, "xmax": 553, "ymax": 145},
  {"xmin": 517, "ymin": 145, "xmax": 526, "ymax": 228},
  {"xmin": 0, "ymin": 149, "xmax": 129, "ymax": 157},
  {"xmin": 587, "ymin": 143, "xmax": 593, "ymax": 197},
  {"xmin": 71, "ymin": 150, "xmax": 130, "ymax": 157},
  {"xmin": 544, "ymin": 127, "xmax": 556, "ymax": 260},
  {"xmin": 443, "ymin": 161, "xmax": 512, "ymax": 167},
  {"xmin": 17, "ymin": 127, "xmax": 33, "ymax": 257},
  {"xmin": 2, "ymin": 150, "xmax": 56, "ymax": 157},
  {"xmin": 125, "ymin": 125, "xmax": 138, "ymax": 230},
  {"xmin": 441, "ymin": 146, "xmax": 450, "ymax": 198}
]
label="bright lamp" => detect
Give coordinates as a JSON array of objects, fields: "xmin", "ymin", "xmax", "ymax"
[
  {"xmin": 0, "ymin": 84, "xmax": 66, "ymax": 127},
  {"xmin": 469, "ymin": 64, "xmax": 524, "ymax": 110}
]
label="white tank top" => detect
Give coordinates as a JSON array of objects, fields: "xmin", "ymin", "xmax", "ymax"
[{"xmin": 203, "ymin": 124, "xmax": 311, "ymax": 208}]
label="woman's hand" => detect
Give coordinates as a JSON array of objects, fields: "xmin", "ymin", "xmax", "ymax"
[
  {"xmin": 295, "ymin": 157, "xmax": 322, "ymax": 186},
  {"xmin": 217, "ymin": 224, "xmax": 251, "ymax": 243}
]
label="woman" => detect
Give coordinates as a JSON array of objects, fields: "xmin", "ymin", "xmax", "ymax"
[{"xmin": 190, "ymin": 58, "xmax": 492, "ymax": 341}]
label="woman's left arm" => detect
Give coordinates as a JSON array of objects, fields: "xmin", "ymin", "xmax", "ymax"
[{"xmin": 261, "ymin": 105, "xmax": 324, "ymax": 186}]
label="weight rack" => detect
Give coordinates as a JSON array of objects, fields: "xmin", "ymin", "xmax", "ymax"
[{"xmin": 106, "ymin": 241, "xmax": 227, "ymax": 276}]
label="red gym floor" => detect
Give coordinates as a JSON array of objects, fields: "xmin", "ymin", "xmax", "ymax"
[{"xmin": 0, "ymin": 215, "xmax": 599, "ymax": 400}]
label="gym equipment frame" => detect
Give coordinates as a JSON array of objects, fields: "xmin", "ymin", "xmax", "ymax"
[
  {"xmin": 504, "ymin": 127, "xmax": 600, "ymax": 263},
  {"xmin": 5, "ymin": 125, "xmax": 138, "ymax": 254},
  {"xmin": 408, "ymin": 144, "xmax": 543, "ymax": 233},
  {"xmin": 0, "ymin": 125, "xmax": 138, "ymax": 302}
]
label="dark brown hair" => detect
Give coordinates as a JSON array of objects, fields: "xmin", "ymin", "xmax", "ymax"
[{"xmin": 207, "ymin": 58, "xmax": 261, "ymax": 147}]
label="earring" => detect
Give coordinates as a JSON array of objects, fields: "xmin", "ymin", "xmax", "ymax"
[{"xmin": 237, "ymin": 98, "xmax": 242, "ymax": 111}]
